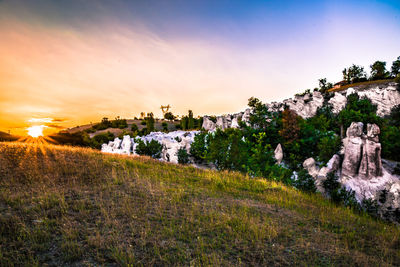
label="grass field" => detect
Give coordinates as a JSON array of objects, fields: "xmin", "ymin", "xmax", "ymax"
[{"xmin": 1, "ymin": 142, "xmax": 400, "ymax": 266}]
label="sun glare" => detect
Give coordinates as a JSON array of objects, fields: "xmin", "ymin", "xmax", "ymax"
[{"xmin": 27, "ymin": 125, "xmax": 44, "ymax": 138}]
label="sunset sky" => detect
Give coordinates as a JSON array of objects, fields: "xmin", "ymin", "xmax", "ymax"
[{"xmin": 1, "ymin": 0, "xmax": 400, "ymax": 135}]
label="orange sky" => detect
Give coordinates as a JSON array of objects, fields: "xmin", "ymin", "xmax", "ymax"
[{"xmin": 1, "ymin": 1, "xmax": 400, "ymax": 136}]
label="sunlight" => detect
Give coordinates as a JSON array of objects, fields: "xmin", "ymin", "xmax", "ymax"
[{"xmin": 27, "ymin": 125, "xmax": 45, "ymax": 138}]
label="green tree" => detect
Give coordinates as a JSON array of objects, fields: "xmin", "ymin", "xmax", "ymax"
[
  {"xmin": 342, "ymin": 64, "xmax": 367, "ymax": 83},
  {"xmin": 145, "ymin": 113, "xmax": 155, "ymax": 132},
  {"xmin": 318, "ymin": 78, "xmax": 333, "ymax": 93},
  {"xmin": 391, "ymin": 56, "xmax": 400, "ymax": 77},
  {"xmin": 370, "ymin": 61, "xmax": 389, "ymax": 80},
  {"xmin": 177, "ymin": 148, "xmax": 190, "ymax": 164},
  {"xmin": 135, "ymin": 139, "xmax": 162, "ymax": 158},
  {"xmin": 188, "ymin": 110, "xmax": 194, "ymax": 129},
  {"xmin": 164, "ymin": 112, "xmax": 175, "ymax": 121}
]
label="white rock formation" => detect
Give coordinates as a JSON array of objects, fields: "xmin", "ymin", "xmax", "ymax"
[
  {"xmin": 303, "ymin": 122, "xmax": 400, "ymax": 222},
  {"xmin": 274, "ymin": 144, "xmax": 283, "ymax": 164},
  {"xmin": 201, "ymin": 82, "xmax": 399, "ymax": 132},
  {"xmin": 328, "ymin": 92, "xmax": 347, "ymax": 114},
  {"xmin": 101, "ymin": 130, "xmax": 199, "ymax": 164},
  {"xmin": 302, "ymin": 155, "xmax": 341, "ymax": 193}
]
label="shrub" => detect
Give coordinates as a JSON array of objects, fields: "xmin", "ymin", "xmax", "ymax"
[
  {"xmin": 140, "ymin": 121, "xmax": 146, "ymax": 125},
  {"xmin": 131, "ymin": 124, "xmax": 139, "ymax": 132},
  {"xmin": 293, "ymin": 169, "xmax": 316, "ymax": 193},
  {"xmin": 190, "ymin": 132, "xmax": 208, "ymax": 161},
  {"xmin": 395, "ymin": 74, "xmax": 400, "ymax": 83},
  {"xmin": 177, "ymin": 148, "xmax": 190, "ymax": 164},
  {"xmin": 135, "ymin": 139, "xmax": 162, "ymax": 159},
  {"xmin": 317, "ymin": 134, "xmax": 341, "ymax": 164},
  {"xmin": 161, "ymin": 122, "xmax": 168, "ymax": 132}
]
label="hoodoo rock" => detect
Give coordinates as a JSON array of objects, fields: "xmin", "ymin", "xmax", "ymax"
[
  {"xmin": 274, "ymin": 144, "xmax": 283, "ymax": 164},
  {"xmin": 302, "ymin": 122, "xmax": 400, "ymax": 222},
  {"xmin": 342, "ymin": 122, "xmax": 364, "ymax": 178}
]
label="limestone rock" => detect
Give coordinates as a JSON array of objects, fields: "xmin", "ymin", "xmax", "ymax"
[
  {"xmin": 328, "ymin": 92, "xmax": 347, "ymax": 114},
  {"xmin": 303, "ymin": 155, "xmax": 340, "ymax": 194},
  {"xmin": 101, "ymin": 130, "xmax": 199, "ymax": 164},
  {"xmin": 274, "ymin": 144, "xmax": 283, "ymax": 164},
  {"xmin": 202, "ymin": 117, "xmax": 216, "ymax": 131},
  {"xmin": 303, "ymin": 158, "xmax": 319, "ymax": 178},
  {"xmin": 342, "ymin": 122, "xmax": 364, "ymax": 178}
]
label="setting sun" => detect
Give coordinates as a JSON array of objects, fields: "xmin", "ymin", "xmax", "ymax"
[{"xmin": 27, "ymin": 125, "xmax": 44, "ymax": 138}]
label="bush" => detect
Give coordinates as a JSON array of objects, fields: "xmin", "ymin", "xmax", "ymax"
[
  {"xmin": 395, "ymin": 74, "xmax": 400, "ymax": 84},
  {"xmin": 161, "ymin": 122, "xmax": 168, "ymax": 132},
  {"xmin": 177, "ymin": 148, "xmax": 190, "ymax": 164},
  {"xmin": 135, "ymin": 139, "xmax": 162, "ymax": 159},
  {"xmin": 90, "ymin": 132, "xmax": 115, "ymax": 149},
  {"xmin": 317, "ymin": 134, "xmax": 341, "ymax": 164},
  {"xmin": 293, "ymin": 170, "xmax": 316, "ymax": 193},
  {"xmin": 190, "ymin": 132, "xmax": 208, "ymax": 161},
  {"xmin": 131, "ymin": 124, "xmax": 139, "ymax": 132}
]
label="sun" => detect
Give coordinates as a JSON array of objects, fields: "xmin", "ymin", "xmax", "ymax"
[{"xmin": 27, "ymin": 125, "xmax": 44, "ymax": 138}]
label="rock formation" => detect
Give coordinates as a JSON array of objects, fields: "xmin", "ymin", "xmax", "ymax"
[
  {"xmin": 303, "ymin": 122, "xmax": 400, "ymax": 222},
  {"xmin": 274, "ymin": 144, "xmax": 283, "ymax": 164},
  {"xmin": 303, "ymin": 155, "xmax": 340, "ymax": 193},
  {"xmin": 342, "ymin": 122, "xmax": 383, "ymax": 179},
  {"xmin": 101, "ymin": 131, "xmax": 199, "ymax": 164}
]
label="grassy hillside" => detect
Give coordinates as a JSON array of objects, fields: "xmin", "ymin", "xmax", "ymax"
[{"xmin": 1, "ymin": 142, "xmax": 400, "ymax": 266}]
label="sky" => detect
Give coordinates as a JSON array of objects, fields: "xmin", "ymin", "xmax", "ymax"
[{"xmin": 0, "ymin": 0, "xmax": 399, "ymax": 135}]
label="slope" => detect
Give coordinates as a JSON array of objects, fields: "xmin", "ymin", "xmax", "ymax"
[{"xmin": 0, "ymin": 142, "xmax": 399, "ymax": 266}]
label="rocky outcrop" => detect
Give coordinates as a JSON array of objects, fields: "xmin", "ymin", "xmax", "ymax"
[
  {"xmin": 201, "ymin": 117, "xmax": 216, "ymax": 131},
  {"xmin": 274, "ymin": 144, "xmax": 283, "ymax": 164},
  {"xmin": 303, "ymin": 122, "xmax": 400, "ymax": 222},
  {"xmin": 101, "ymin": 131, "xmax": 199, "ymax": 164},
  {"xmin": 202, "ymin": 108, "xmax": 250, "ymax": 131},
  {"xmin": 328, "ymin": 92, "xmax": 347, "ymax": 114},
  {"xmin": 303, "ymin": 155, "xmax": 341, "ymax": 193},
  {"xmin": 342, "ymin": 122, "xmax": 383, "ymax": 179}
]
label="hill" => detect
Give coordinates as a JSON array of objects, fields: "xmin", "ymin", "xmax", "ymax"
[
  {"xmin": 0, "ymin": 131, "xmax": 19, "ymax": 142},
  {"xmin": 1, "ymin": 142, "xmax": 400, "ymax": 266},
  {"xmin": 66, "ymin": 119, "xmax": 179, "ymax": 136}
]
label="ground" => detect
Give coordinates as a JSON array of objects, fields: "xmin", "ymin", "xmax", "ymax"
[{"xmin": 1, "ymin": 142, "xmax": 400, "ymax": 266}]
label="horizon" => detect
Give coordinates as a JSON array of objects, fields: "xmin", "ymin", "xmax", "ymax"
[{"xmin": 1, "ymin": 0, "xmax": 400, "ymax": 136}]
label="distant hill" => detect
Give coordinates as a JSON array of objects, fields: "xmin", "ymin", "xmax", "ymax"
[
  {"xmin": 0, "ymin": 142, "xmax": 399, "ymax": 266},
  {"xmin": 0, "ymin": 131, "xmax": 19, "ymax": 141},
  {"xmin": 66, "ymin": 119, "xmax": 179, "ymax": 137}
]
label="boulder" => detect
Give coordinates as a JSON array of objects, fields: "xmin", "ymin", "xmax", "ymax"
[
  {"xmin": 202, "ymin": 117, "xmax": 216, "ymax": 131},
  {"xmin": 303, "ymin": 158, "xmax": 319, "ymax": 178},
  {"xmin": 328, "ymin": 92, "xmax": 347, "ymax": 114},
  {"xmin": 274, "ymin": 144, "xmax": 283, "ymax": 164},
  {"xmin": 342, "ymin": 122, "xmax": 364, "ymax": 178}
]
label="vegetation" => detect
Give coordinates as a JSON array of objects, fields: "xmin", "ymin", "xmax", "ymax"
[
  {"xmin": 180, "ymin": 110, "xmax": 203, "ymax": 130},
  {"xmin": 135, "ymin": 139, "xmax": 162, "ymax": 159},
  {"xmin": 1, "ymin": 142, "xmax": 400, "ymax": 266}
]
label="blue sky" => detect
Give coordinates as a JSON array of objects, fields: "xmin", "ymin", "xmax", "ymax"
[{"xmin": 0, "ymin": 0, "xmax": 399, "ymax": 133}]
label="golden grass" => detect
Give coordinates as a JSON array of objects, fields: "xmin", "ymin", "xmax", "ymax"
[
  {"xmin": 1, "ymin": 142, "xmax": 400, "ymax": 266},
  {"xmin": 328, "ymin": 79, "xmax": 395, "ymax": 93}
]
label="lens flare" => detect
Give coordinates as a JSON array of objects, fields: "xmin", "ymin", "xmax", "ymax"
[{"xmin": 27, "ymin": 125, "xmax": 45, "ymax": 138}]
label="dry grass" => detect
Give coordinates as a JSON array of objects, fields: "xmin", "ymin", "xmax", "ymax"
[
  {"xmin": 1, "ymin": 142, "xmax": 400, "ymax": 266},
  {"xmin": 328, "ymin": 79, "xmax": 395, "ymax": 93}
]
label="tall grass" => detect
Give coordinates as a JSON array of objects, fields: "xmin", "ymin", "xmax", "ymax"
[{"xmin": 1, "ymin": 142, "xmax": 399, "ymax": 266}]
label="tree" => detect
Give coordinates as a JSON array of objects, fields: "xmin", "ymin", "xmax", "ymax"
[
  {"xmin": 370, "ymin": 61, "xmax": 389, "ymax": 80},
  {"xmin": 279, "ymin": 109, "xmax": 301, "ymax": 143},
  {"xmin": 135, "ymin": 139, "xmax": 162, "ymax": 158},
  {"xmin": 188, "ymin": 110, "xmax": 194, "ymax": 129},
  {"xmin": 342, "ymin": 64, "xmax": 367, "ymax": 83},
  {"xmin": 318, "ymin": 78, "xmax": 333, "ymax": 93},
  {"xmin": 164, "ymin": 112, "xmax": 175, "ymax": 121},
  {"xmin": 391, "ymin": 56, "xmax": 400, "ymax": 77},
  {"xmin": 145, "ymin": 113, "xmax": 155, "ymax": 132}
]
